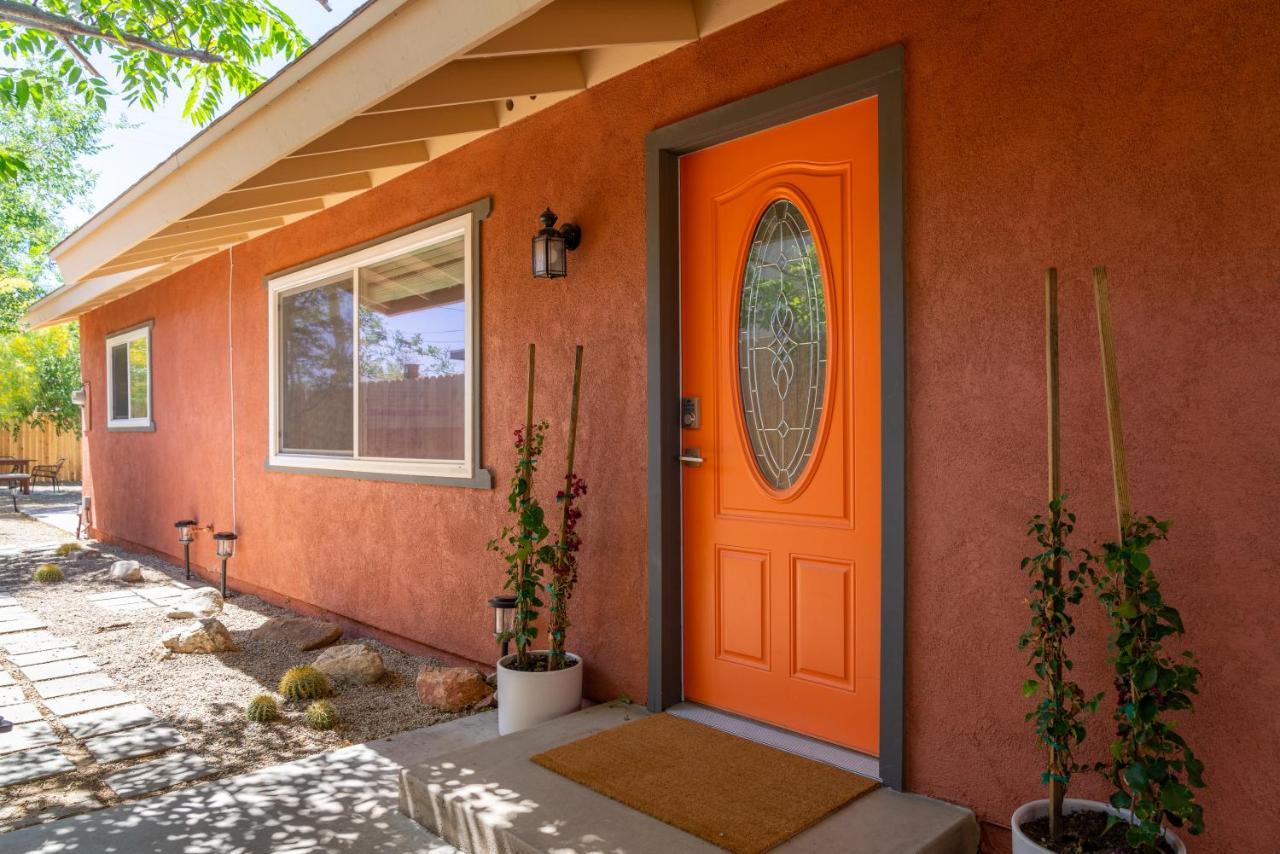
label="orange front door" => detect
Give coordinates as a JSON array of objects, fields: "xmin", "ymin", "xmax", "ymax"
[{"xmin": 680, "ymin": 98, "xmax": 881, "ymax": 754}]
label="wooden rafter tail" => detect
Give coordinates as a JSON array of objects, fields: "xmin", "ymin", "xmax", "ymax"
[{"xmin": 1092, "ymin": 266, "xmax": 1133, "ymax": 537}]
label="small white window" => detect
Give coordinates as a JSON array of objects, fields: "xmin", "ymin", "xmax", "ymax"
[
  {"xmin": 105, "ymin": 323, "xmax": 153, "ymax": 431},
  {"xmin": 266, "ymin": 204, "xmax": 488, "ymax": 486}
]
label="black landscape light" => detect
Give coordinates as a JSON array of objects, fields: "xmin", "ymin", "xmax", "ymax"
[
  {"xmin": 175, "ymin": 519, "xmax": 197, "ymax": 580},
  {"xmin": 488, "ymin": 594, "xmax": 517, "ymax": 658},
  {"xmin": 213, "ymin": 531, "xmax": 237, "ymax": 598}
]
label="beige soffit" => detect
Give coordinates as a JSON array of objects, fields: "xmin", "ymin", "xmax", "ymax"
[{"xmin": 26, "ymin": 0, "xmax": 783, "ymax": 327}]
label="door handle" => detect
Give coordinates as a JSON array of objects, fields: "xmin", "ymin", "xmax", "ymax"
[{"xmin": 680, "ymin": 448, "xmax": 704, "ymax": 467}]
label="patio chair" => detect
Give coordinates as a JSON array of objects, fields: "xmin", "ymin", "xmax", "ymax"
[{"xmin": 30, "ymin": 458, "xmax": 65, "ymax": 492}]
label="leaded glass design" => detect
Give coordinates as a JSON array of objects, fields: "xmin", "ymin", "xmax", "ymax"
[{"xmin": 737, "ymin": 199, "xmax": 828, "ymax": 490}]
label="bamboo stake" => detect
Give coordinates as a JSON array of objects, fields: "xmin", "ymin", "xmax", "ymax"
[
  {"xmin": 1044, "ymin": 267, "xmax": 1065, "ymax": 838},
  {"xmin": 550, "ymin": 345, "xmax": 584, "ymax": 669},
  {"xmin": 515, "ymin": 343, "xmax": 536, "ymax": 669},
  {"xmin": 1092, "ymin": 267, "xmax": 1132, "ymax": 537}
]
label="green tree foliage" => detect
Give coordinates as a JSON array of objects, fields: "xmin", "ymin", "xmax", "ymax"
[
  {"xmin": 0, "ymin": 82, "xmax": 101, "ymax": 284},
  {"xmin": 0, "ymin": 0, "xmax": 312, "ymax": 176},
  {"xmin": 0, "ymin": 287, "xmax": 81, "ymax": 436}
]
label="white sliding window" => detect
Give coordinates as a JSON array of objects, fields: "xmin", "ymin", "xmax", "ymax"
[{"xmin": 267, "ymin": 208, "xmax": 484, "ymax": 484}]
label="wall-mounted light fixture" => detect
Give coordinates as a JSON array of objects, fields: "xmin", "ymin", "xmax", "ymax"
[
  {"xmin": 175, "ymin": 519, "xmax": 197, "ymax": 580},
  {"xmin": 531, "ymin": 208, "xmax": 581, "ymax": 279},
  {"xmin": 213, "ymin": 531, "xmax": 237, "ymax": 598}
]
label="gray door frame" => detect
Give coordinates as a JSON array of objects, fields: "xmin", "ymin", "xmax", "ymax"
[{"xmin": 644, "ymin": 44, "xmax": 907, "ymax": 790}]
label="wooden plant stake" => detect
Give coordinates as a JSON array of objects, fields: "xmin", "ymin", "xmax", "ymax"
[
  {"xmin": 549, "ymin": 345, "xmax": 584, "ymax": 670},
  {"xmin": 1091, "ymin": 266, "xmax": 1132, "ymax": 537},
  {"xmin": 515, "ymin": 343, "xmax": 537, "ymax": 670},
  {"xmin": 1044, "ymin": 267, "xmax": 1065, "ymax": 838}
]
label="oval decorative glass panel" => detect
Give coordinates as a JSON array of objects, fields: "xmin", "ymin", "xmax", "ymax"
[{"xmin": 737, "ymin": 199, "xmax": 828, "ymax": 490}]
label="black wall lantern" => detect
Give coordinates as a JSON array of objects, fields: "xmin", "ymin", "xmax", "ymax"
[{"xmin": 531, "ymin": 208, "xmax": 581, "ymax": 279}]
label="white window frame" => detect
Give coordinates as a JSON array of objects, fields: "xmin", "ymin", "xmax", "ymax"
[
  {"xmin": 105, "ymin": 322, "xmax": 153, "ymax": 431},
  {"xmin": 266, "ymin": 208, "xmax": 482, "ymax": 484}
]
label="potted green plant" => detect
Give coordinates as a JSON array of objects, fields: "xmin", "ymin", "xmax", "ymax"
[
  {"xmin": 1012, "ymin": 497, "xmax": 1102, "ymax": 853},
  {"xmin": 490, "ymin": 345, "xmax": 587, "ymax": 735}
]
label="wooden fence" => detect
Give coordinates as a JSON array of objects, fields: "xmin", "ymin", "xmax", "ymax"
[{"xmin": 0, "ymin": 423, "xmax": 82, "ymax": 482}]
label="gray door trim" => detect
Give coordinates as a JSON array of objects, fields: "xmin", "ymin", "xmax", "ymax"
[{"xmin": 644, "ymin": 44, "xmax": 906, "ymax": 790}]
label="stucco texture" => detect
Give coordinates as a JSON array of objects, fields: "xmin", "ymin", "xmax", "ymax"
[{"xmin": 78, "ymin": 1, "xmax": 1278, "ymax": 850}]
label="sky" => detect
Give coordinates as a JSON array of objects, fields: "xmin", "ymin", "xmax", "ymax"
[{"xmin": 64, "ymin": 0, "xmax": 364, "ymax": 229}]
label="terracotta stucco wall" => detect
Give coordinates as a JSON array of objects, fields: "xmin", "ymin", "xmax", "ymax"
[{"xmin": 80, "ymin": 1, "xmax": 1278, "ymax": 849}]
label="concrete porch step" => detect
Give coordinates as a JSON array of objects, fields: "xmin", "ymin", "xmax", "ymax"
[{"xmin": 399, "ymin": 702, "xmax": 979, "ymax": 853}]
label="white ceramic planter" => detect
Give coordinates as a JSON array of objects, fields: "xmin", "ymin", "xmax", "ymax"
[
  {"xmin": 496, "ymin": 652, "xmax": 583, "ymax": 735},
  {"xmin": 1011, "ymin": 798, "xmax": 1187, "ymax": 854}
]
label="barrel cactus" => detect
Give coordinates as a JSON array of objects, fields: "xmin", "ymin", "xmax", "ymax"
[
  {"xmin": 303, "ymin": 700, "xmax": 338, "ymax": 730},
  {"xmin": 33, "ymin": 563, "xmax": 64, "ymax": 583},
  {"xmin": 55, "ymin": 542, "xmax": 82, "ymax": 556},
  {"xmin": 278, "ymin": 666, "xmax": 331, "ymax": 702},
  {"xmin": 245, "ymin": 694, "xmax": 280, "ymax": 723}
]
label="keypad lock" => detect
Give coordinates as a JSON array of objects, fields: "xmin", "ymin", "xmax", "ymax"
[{"xmin": 681, "ymin": 396, "xmax": 701, "ymax": 429}]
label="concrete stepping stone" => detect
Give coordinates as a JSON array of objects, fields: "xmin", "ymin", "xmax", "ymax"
[
  {"xmin": 84, "ymin": 724, "xmax": 184, "ymax": 763},
  {"xmin": 62, "ymin": 704, "xmax": 157, "ymax": 740},
  {"xmin": 0, "ymin": 672, "xmax": 13, "ymax": 687},
  {"xmin": 0, "ymin": 686, "xmax": 23, "ymax": 705},
  {"xmin": 0, "ymin": 702, "xmax": 41, "ymax": 725},
  {"xmin": 35, "ymin": 672, "xmax": 115, "ymax": 699},
  {"xmin": 137, "ymin": 588, "xmax": 186, "ymax": 603},
  {"xmin": 103, "ymin": 751, "xmax": 213, "ymax": 798},
  {"xmin": 0, "ymin": 790, "xmax": 102, "ymax": 830},
  {"xmin": 0, "ymin": 632, "xmax": 73, "ymax": 654},
  {"xmin": 100, "ymin": 600, "xmax": 153, "ymax": 613},
  {"xmin": 44, "ymin": 689, "xmax": 133, "ymax": 717},
  {"xmin": 0, "ymin": 619, "xmax": 47, "ymax": 635},
  {"xmin": 10, "ymin": 646, "xmax": 84, "ymax": 667},
  {"xmin": 87, "ymin": 591, "xmax": 141, "ymax": 603},
  {"xmin": 0, "ymin": 596, "xmax": 18, "ymax": 607},
  {"xmin": 0, "ymin": 606, "xmax": 28, "ymax": 620},
  {"xmin": 0, "ymin": 721, "xmax": 60, "ymax": 756},
  {"xmin": 21, "ymin": 657, "xmax": 99, "ymax": 682},
  {"xmin": 0, "ymin": 745, "xmax": 73, "ymax": 786}
]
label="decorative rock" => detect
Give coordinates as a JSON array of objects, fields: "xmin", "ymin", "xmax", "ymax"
[
  {"xmin": 416, "ymin": 666, "xmax": 493, "ymax": 711},
  {"xmin": 75, "ymin": 548, "xmax": 103, "ymax": 561},
  {"xmin": 312, "ymin": 643, "xmax": 386, "ymax": 684},
  {"xmin": 164, "ymin": 587, "xmax": 224, "ymax": 620},
  {"xmin": 109, "ymin": 560, "xmax": 143, "ymax": 583},
  {"xmin": 250, "ymin": 616, "xmax": 342, "ymax": 651},
  {"xmin": 160, "ymin": 618, "xmax": 238, "ymax": 654}
]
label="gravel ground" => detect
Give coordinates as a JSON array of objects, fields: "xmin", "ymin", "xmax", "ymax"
[{"xmin": 0, "ymin": 518, "xmax": 475, "ymax": 830}]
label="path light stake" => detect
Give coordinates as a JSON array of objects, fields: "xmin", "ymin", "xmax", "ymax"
[
  {"xmin": 548, "ymin": 346, "xmax": 585, "ymax": 671},
  {"xmin": 175, "ymin": 520, "xmax": 197, "ymax": 580},
  {"xmin": 213, "ymin": 532, "xmax": 237, "ymax": 598}
]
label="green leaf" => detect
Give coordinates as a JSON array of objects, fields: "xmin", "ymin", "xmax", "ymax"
[
  {"xmin": 1124, "ymin": 763, "xmax": 1148, "ymax": 789},
  {"xmin": 1021, "ymin": 679, "xmax": 1039, "ymax": 698}
]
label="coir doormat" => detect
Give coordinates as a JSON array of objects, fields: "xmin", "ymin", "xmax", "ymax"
[{"xmin": 530, "ymin": 712, "xmax": 878, "ymax": 853}]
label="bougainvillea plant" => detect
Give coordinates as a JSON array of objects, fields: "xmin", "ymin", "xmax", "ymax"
[
  {"xmin": 1020, "ymin": 496, "xmax": 1101, "ymax": 841},
  {"xmin": 547, "ymin": 472, "xmax": 587, "ymax": 670},
  {"xmin": 1087, "ymin": 516, "xmax": 1205, "ymax": 850},
  {"xmin": 488, "ymin": 420, "xmax": 552, "ymax": 670}
]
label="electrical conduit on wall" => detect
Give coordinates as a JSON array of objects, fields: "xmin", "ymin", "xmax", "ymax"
[{"xmin": 227, "ymin": 247, "xmax": 238, "ymax": 534}]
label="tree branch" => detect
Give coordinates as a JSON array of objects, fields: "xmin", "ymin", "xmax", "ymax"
[
  {"xmin": 0, "ymin": 1, "xmax": 225, "ymax": 63},
  {"xmin": 56, "ymin": 34, "xmax": 104, "ymax": 79}
]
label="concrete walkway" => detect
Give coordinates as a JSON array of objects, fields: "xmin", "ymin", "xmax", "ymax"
[
  {"xmin": 0, "ymin": 710, "xmax": 498, "ymax": 853},
  {"xmin": 12, "ymin": 486, "xmax": 82, "ymax": 538}
]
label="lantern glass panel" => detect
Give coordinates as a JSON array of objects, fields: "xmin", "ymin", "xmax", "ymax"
[
  {"xmin": 546, "ymin": 236, "xmax": 566, "ymax": 277},
  {"xmin": 532, "ymin": 235, "xmax": 548, "ymax": 277},
  {"xmin": 216, "ymin": 538, "xmax": 235, "ymax": 559}
]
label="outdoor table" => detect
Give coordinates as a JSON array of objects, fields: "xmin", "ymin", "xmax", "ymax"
[{"xmin": 0, "ymin": 459, "xmax": 33, "ymax": 493}]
